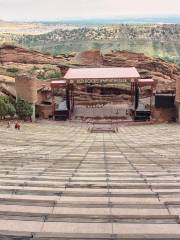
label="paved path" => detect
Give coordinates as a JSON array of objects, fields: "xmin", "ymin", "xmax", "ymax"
[{"xmin": 0, "ymin": 122, "xmax": 180, "ymax": 239}]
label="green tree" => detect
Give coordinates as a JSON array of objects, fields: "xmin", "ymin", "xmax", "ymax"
[
  {"xmin": 7, "ymin": 103, "xmax": 16, "ymax": 117},
  {"xmin": 8, "ymin": 96, "xmax": 16, "ymax": 107},
  {"xmin": 0, "ymin": 96, "xmax": 9, "ymax": 104},
  {"xmin": 0, "ymin": 98, "xmax": 8, "ymax": 119},
  {"xmin": 16, "ymin": 97, "xmax": 33, "ymax": 120}
]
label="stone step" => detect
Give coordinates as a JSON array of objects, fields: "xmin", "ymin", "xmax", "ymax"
[
  {"xmin": 0, "ymin": 210, "xmax": 175, "ymax": 223},
  {"xmin": 1, "ymin": 122, "xmax": 180, "ymax": 238}
]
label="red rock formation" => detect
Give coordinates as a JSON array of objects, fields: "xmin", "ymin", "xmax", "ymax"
[
  {"xmin": 71, "ymin": 49, "xmax": 179, "ymax": 91},
  {"xmin": 73, "ymin": 49, "xmax": 103, "ymax": 66},
  {"xmin": 103, "ymin": 51, "xmax": 180, "ymax": 91},
  {"xmin": 0, "ymin": 44, "xmax": 69, "ymax": 65},
  {"xmin": 0, "ymin": 45, "xmax": 179, "ymax": 92}
]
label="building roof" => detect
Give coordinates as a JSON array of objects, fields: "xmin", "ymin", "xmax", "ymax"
[
  {"xmin": 51, "ymin": 80, "xmax": 66, "ymax": 88},
  {"xmin": 64, "ymin": 67, "xmax": 140, "ymax": 80},
  {"xmin": 51, "ymin": 80, "xmax": 66, "ymax": 84}
]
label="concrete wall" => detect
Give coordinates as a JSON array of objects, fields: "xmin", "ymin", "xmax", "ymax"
[
  {"xmin": 36, "ymin": 104, "xmax": 53, "ymax": 119},
  {"xmin": 15, "ymin": 75, "xmax": 37, "ymax": 104},
  {"xmin": 15, "ymin": 74, "xmax": 38, "ymax": 121},
  {"xmin": 176, "ymin": 79, "xmax": 180, "ymax": 102},
  {"xmin": 176, "ymin": 102, "xmax": 180, "ymax": 123},
  {"xmin": 152, "ymin": 107, "xmax": 176, "ymax": 123}
]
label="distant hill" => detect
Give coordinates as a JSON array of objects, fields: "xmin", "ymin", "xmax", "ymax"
[
  {"xmin": 0, "ymin": 22, "xmax": 180, "ymax": 66},
  {"xmin": 0, "ymin": 19, "xmax": 56, "ymax": 35},
  {"xmin": 45, "ymin": 15, "xmax": 180, "ymax": 25}
]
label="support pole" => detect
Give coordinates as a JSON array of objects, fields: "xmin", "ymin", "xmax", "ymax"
[
  {"xmin": 51, "ymin": 87, "xmax": 55, "ymax": 121},
  {"xmin": 177, "ymin": 102, "xmax": 180, "ymax": 123},
  {"xmin": 31, "ymin": 104, "xmax": 36, "ymax": 122}
]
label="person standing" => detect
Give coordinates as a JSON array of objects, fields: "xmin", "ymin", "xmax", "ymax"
[
  {"xmin": 15, "ymin": 122, "xmax": 21, "ymax": 130},
  {"xmin": 7, "ymin": 121, "xmax": 11, "ymax": 128}
]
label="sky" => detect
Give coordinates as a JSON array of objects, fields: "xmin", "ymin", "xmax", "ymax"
[{"xmin": 0, "ymin": 0, "xmax": 180, "ymax": 21}]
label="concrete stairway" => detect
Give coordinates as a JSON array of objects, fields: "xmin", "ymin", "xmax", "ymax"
[
  {"xmin": 0, "ymin": 122, "xmax": 180, "ymax": 239},
  {"xmin": 74, "ymin": 104, "xmax": 129, "ymax": 119}
]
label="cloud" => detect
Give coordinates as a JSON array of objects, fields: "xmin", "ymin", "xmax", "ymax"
[{"xmin": 0, "ymin": 0, "xmax": 179, "ymax": 21}]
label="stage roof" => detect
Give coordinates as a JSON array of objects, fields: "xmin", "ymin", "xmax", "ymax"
[{"xmin": 64, "ymin": 67, "xmax": 140, "ymax": 80}]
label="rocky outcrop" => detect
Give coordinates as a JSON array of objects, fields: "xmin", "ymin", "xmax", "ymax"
[
  {"xmin": 0, "ymin": 44, "xmax": 71, "ymax": 65},
  {"xmin": 0, "ymin": 45, "xmax": 179, "ymax": 92},
  {"xmin": 71, "ymin": 49, "xmax": 180, "ymax": 91},
  {"xmin": 73, "ymin": 49, "xmax": 103, "ymax": 66},
  {"xmin": 0, "ymin": 74, "xmax": 15, "ymax": 83},
  {"xmin": 103, "ymin": 51, "xmax": 180, "ymax": 91}
]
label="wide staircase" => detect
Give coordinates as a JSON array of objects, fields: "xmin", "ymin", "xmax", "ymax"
[
  {"xmin": 0, "ymin": 122, "xmax": 179, "ymax": 239},
  {"xmin": 74, "ymin": 103, "xmax": 131, "ymax": 119}
]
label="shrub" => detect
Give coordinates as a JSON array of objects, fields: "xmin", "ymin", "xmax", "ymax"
[
  {"xmin": 163, "ymin": 56, "xmax": 180, "ymax": 67},
  {"xmin": 32, "ymin": 66, "xmax": 39, "ymax": 71},
  {"xmin": 7, "ymin": 103, "xmax": 16, "ymax": 117},
  {"xmin": 6, "ymin": 67, "xmax": 19, "ymax": 77},
  {"xmin": 0, "ymin": 96, "xmax": 16, "ymax": 119},
  {"xmin": 16, "ymin": 97, "xmax": 33, "ymax": 120},
  {"xmin": 8, "ymin": 96, "xmax": 16, "ymax": 107},
  {"xmin": 0, "ymin": 98, "xmax": 8, "ymax": 119},
  {"xmin": 48, "ymin": 71, "xmax": 61, "ymax": 79},
  {"xmin": 6, "ymin": 68, "xmax": 19, "ymax": 73}
]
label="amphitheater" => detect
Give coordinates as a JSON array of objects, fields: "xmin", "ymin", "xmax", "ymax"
[{"xmin": 0, "ymin": 121, "xmax": 180, "ymax": 239}]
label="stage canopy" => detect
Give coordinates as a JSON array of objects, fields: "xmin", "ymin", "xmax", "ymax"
[{"xmin": 64, "ymin": 67, "xmax": 140, "ymax": 84}]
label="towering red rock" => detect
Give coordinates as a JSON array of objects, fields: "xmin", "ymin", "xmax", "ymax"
[{"xmin": 73, "ymin": 49, "xmax": 103, "ymax": 66}]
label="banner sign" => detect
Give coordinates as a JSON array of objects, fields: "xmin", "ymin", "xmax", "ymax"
[
  {"xmin": 86, "ymin": 104, "xmax": 105, "ymax": 108},
  {"xmin": 69, "ymin": 78, "xmax": 131, "ymax": 84}
]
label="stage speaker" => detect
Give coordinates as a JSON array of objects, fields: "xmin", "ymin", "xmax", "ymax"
[
  {"xmin": 66, "ymin": 89, "xmax": 70, "ymax": 110},
  {"xmin": 155, "ymin": 94, "xmax": 175, "ymax": 108},
  {"xmin": 134, "ymin": 110, "xmax": 151, "ymax": 121}
]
